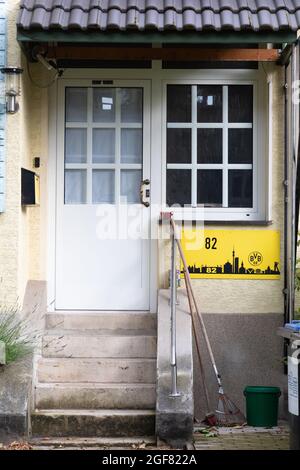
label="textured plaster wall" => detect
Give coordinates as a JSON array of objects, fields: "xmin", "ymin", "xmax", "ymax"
[
  {"xmin": 160, "ymin": 65, "xmax": 285, "ymax": 315},
  {"xmin": 0, "ymin": 0, "xmax": 48, "ymax": 309}
]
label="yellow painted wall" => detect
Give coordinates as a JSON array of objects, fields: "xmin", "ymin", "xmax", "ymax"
[
  {"xmin": 0, "ymin": 0, "xmax": 48, "ymax": 309},
  {"xmin": 160, "ymin": 65, "xmax": 285, "ymax": 315}
]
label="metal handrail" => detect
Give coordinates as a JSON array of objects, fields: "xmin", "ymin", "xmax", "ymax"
[
  {"xmin": 163, "ymin": 212, "xmax": 211, "ymax": 410},
  {"xmin": 169, "ymin": 225, "xmax": 180, "ymax": 397}
]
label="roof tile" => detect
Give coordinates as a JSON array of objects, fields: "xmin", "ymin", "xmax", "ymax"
[{"xmin": 17, "ymin": 0, "xmax": 300, "ymax": 31}]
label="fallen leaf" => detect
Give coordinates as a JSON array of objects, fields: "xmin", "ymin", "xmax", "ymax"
[{"xmin": 4, "ymin": 441, "xmax": 33, "ymax": 451}]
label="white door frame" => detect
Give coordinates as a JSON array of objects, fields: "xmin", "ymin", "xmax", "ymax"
[{"xmin": 47, "ymin": 77, "xmax": 158, "ymax": 313}]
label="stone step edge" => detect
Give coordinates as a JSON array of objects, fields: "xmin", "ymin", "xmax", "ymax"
[
  {"xmin": 29, "ymin": 436, "xmax": 157, "ymax": 448},
  {"xmin": 35, "ymin": 382, "xmax": 157, "ymax": 389},
  {"xmin": 43, "ymin": 329, "xmax": 157, "ymax": 337},
  {"xmin": 46, "ymin": 311, "xmax": 153, "ymax": 315},
  {"xmin": 37, "ymin": 358, "xmax": 157, "ymax": 368},
  {"xmin": 32, "ymin": 409, "xmax": 156, "ymax": 416}
]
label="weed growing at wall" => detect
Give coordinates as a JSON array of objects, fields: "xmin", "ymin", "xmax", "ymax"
[{"xmin": 0, "ymin": 308, "xmax": 36, "ymax": 364}]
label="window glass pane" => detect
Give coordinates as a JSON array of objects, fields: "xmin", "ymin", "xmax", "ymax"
[
  {"xmin": 121, "ymin": 129, "xmax": 142, "ymax": 164},
  {"xmin": 65, "ymin": 129, "xmax": 87, "ymax": 163},
  {"xmin": 197, "ymin": 129, "xmax": 222, "ymax": 163},
  {"xmin": 93, "ymin": 129, "xmax": 115, "ymax": 163},
  {"xmin": 167, "ymin": 129, "xmax": 191, "ymax": 164},
  {"xmin": 228, "ymin": 85, "xmax": 253, "ymax": 123},
  {"xmin": 167, "ymin": 169, "xmax": 191, "ymax": 207},
  {"xmin": 66, "ymin": 88, "xmax": 87, "ymax": 123},
  {"xmin": 228, "ymin": 129, "xmax": 253, "ymax": 164},
  {"xmin": 228, "ymin": 170, "xmax": 252, "ymax": 207},
  {"xmin": 92, "ymin": 170, "xmax": 115, "ymax": 204},
  {"xmin": 197, "ymin": 170, "xmax": 222, "ymax": 207},
  {"xmin": 93, "ymin": 88, "xmax": 116, "ymax": 123},
  {"xmin": 167, "ymin": 85, "xmax": 191, "ymax": 123},
  {"xmin": 197, "ymin": 85, "xmax": 222, "ymax": 123},
  {"xmin": 65, "ymin": 170, "xmax": 86, "ymax": 204},
  {"xmin": 120, "ymin": 88, "xmax": 143, "ymax": 123},
  {"xmin": 121, "ymin": 170, "xmax": 142, "ymax": 204}
]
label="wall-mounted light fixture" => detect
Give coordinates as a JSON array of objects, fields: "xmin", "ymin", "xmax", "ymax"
[{"xmin": 0, "ymin": 67, "xmax": 23, "ymax": 114}]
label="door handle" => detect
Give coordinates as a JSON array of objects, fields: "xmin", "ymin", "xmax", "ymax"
[{"xmin": 140, "ymin": 179, "xmax": 150, "ymax": 207}]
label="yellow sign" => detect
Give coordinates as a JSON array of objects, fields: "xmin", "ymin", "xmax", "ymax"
[{"xmin": 181, "ymin": 229, "xmax": 280, "ymax": 280}]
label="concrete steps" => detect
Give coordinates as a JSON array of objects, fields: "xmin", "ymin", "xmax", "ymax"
[
  {"xmin": 42, "ymin": 329, "xmax": 157, "ymax": 358},
  {"xmin": 32, "ymin": 311, "xmax": 157, "ymax": 438},
  {"xmin": 46, "ymin": 311, "xmax": 157, "ymax": 331},
  {"xmin": 37, "ymin": 357, "xmax": 156, "ymax": 383},
  {"xmin": 31, "ymin": 409, "xmax": 156, "ymax": 437},
  {"xmin": 35, "ymin": 383, "xmax": 156, "ymax": 410}
]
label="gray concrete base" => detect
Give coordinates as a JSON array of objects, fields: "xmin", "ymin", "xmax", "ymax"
[
  {"xmin": 0, "ymin": 355, "xmax": 33, "ymax": 437},
  {"xmin": 0, "ymin": 280, "xmax": 46, "ymax": 437},
  {"xmin": 192, "ymin": 312, "xmax": 287, "ymax": 421},
  {"xmin": 156, "ymin": 290, "xmax": 194, "ymax": 448}
]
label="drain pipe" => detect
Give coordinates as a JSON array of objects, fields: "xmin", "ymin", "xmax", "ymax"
[
  {"xmin": 284, "ymin": 59, "xmax": 289, "ymax": 325},
  {"xmin": 288, "ymin": 43, "xmax": 298, "ymax": 323},
  {"xmin": 283, "ymin": 43, "xmax": 297, "ymax": 325}
]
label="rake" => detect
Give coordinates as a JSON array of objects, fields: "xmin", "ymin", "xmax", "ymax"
[{"xmin": 170, "ymin": 217, "xmax": 245, "ymax": 426}]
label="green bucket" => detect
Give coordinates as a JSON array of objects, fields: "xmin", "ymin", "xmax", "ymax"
[{"xmin": 243, "ymin": 386, "xmax": 281, "ymax": 427}]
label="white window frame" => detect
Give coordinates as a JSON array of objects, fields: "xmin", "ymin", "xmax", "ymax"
[{"xmin": 162, "ymin": 78, "xmax": 267, "ymax": 222}]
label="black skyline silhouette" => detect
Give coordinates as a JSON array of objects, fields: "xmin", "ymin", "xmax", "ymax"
[{"xmin": 186, "ymin": 247, "xmax": 280, "ymax": 276}]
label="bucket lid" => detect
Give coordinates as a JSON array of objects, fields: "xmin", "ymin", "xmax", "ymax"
[{"xmin": 244, "ymin": 386, "xmax": 281, "ymax": 394}]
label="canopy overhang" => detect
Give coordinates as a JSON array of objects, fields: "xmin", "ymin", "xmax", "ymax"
[{"xmin": 17, "ymin": 30, "xmax": 297, "ymax": 45}]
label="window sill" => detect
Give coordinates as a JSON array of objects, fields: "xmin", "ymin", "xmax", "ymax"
[
  {"xmin": 159, "ymin": 218, "xmax": 272, "ymax": 226},
  {"xmin": 199, "ymin": 220, "xmax": 273, "ymax": 226}
]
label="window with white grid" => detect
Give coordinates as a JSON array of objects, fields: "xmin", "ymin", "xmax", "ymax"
[
  {"xmin": 64, "ymin": 87, "xmax": 143, "ymax": 205},
  {"xmin": 166, "ymin": 84, "xmax": 259, "ymax": 219}
]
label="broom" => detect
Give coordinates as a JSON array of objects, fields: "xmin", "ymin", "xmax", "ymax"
[
  {"xmin": 171, "ymin": 217, "xmax": 245, "ymax": 426},
  {"xmin": 185, "ymin": 272, "xmax": 217, "ymax": 426}
]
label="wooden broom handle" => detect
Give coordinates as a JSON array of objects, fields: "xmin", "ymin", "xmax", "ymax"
[{"xmin": 170, "ymin": 217, "xmax": 222, "ymax": 388}]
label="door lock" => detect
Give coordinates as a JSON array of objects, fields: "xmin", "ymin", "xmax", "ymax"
[{"xmin": 140, "ymin": 179, "xmax": 150, "ymax": 207}]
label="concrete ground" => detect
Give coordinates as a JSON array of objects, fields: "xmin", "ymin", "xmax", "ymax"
[{"xmin": 1, "ymin": 422, "xmax": 289, "ymax": 450}]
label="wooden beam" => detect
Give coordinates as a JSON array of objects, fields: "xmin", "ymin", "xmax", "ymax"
[{"xmin": 46, "ymin": 46, "xmax": 280, "ymax": 62}]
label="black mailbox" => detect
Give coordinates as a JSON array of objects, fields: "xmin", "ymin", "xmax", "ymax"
[{"xmin": 21, "ymin": 168, "xmax": 40, "ymax": 206}]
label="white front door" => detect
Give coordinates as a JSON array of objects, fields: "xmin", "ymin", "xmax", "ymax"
[{"xmin": 55, "ymin": 80, "xmax": 151, "ymax": 310}]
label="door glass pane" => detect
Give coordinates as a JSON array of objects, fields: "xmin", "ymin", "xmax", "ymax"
[
  {"xmin": 228, "ymin": 129, "xmax": 253, "ymax": 164},
  {"xmin": 197, "ymin": 170, "xmax": 222, "ymax": 207},
  {"xmin": 197, "ymin": 85, "xmax": 222, "ymax": 123},
  {"xmin": 228, "ymin": 85, "xmax": 253, "ymax": 123},
  {"xmin": 228, "ymin": 170, "xmax": 252, "ymax": 207},
  {"xmin": 197, "ymin": 129, "xmax": 222, "ymax": 163},
  {"xmin": 121, "ymin": 170, "xmax": 142, "ymax": 204},
  {"xmin": 167, "ymin": 129, "xmax": 191, "ymax": 164},
  {"xmin": 167, "ymin": 169, "xmax": 191, "ymax": 207},
  {"xmin": 121, "ymin": 129, "xmax": 142, "ymax": 164},
  {"xmin": 93, "ymin": 88, "xmax": 116, "ymax": 123},
  {"xmin": 66, "ymin": 88, "xmax": 87, "ymax": 123},
  {"xmin": 92, "ymin": 170, "xmax": 115, "ymax": 204},
  {"xmin": 65, "ymin": 170, "xmax": 86, "ymax": 204},
  {"xmin": 93, "ymin": 129, "xmax": 115, "ymax": 163},
  {"xmin": 167, "ymin": 85, "xmax": 191, "ymax": 123},
  {"xmin": 120, "ymin": 88, "xmax": 143, "ymax": 123},
  {"xmin": 65, "ymin": 129, "xmax": 87, "ymax": 163}
]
